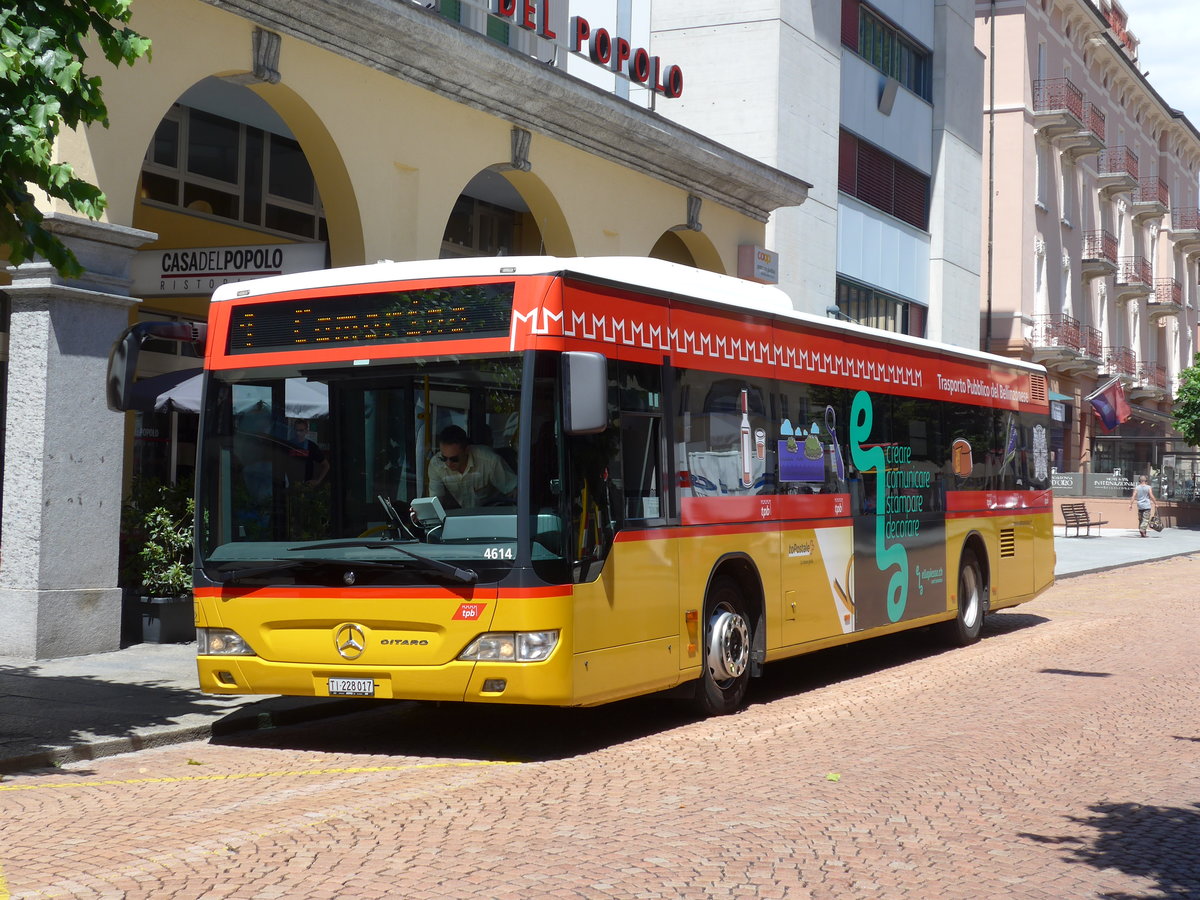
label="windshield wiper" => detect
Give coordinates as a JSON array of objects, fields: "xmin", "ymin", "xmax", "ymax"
[
  {"xmin": 287, "ymin": 540, "xmax": 478, "ymax": 584},
  {"xmin": 210, "ymin": 560, "xmax": 302, "ymax": 583}
]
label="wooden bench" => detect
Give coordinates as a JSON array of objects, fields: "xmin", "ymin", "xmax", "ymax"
[{"xmin": 1061, "ymin": 502, "xmax": 1108, "ymax": 537}]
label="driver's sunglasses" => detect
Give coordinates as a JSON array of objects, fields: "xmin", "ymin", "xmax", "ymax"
[{"xmin": 438, "ymin": 452, "xmax": 462, "ymax": 464}]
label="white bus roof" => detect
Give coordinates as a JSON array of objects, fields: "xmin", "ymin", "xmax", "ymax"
[{"xmin": 210, "ymin": 256, "xmax": 1043, "ymax": 374}]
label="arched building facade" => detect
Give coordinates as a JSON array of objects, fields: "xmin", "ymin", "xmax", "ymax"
[{"xmin": 0, "ymin": 0, "xmax": 810, "ymax": 657}]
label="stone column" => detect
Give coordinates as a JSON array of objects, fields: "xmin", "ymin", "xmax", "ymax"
[{"xmin": 0, "ymin": 214, "xmax": 155, "ymax": 658}]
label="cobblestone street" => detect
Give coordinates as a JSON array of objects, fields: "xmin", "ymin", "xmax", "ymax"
[{"xmin": 2, "ymin": 555, "xmax": 1198, "ymax": 899}]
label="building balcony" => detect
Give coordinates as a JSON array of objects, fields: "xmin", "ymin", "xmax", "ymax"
[
  {"xmin": 1103, "ymin": 346, "xmax": 1136, "ymax": 379},
  {"xmin": 1032, "ymin": 78, "xmax": 1086, "ymax": 139},
  {"xmin": 1096, "ymin": 146, "xmax": 1139, "ymax": 198},
  {"xmin": 1172, "ymin": 207, "xmax": 1200, "ymax": 254},
  {"xmin": 1131, "ymin": 362, "xmax": 1169, "ymax": 401},
  {"xmin": 1141, "ymin": 362, "xmax": 1168, "ymax": 390},
  {"xmin": 1114, "ymin": 256, "xmax": 1152, "ymax": 302},
  {"xmin": 1131, "ymin": 176, "xmax": 1169, "ymax": 223},
  {"xmin": 1030, "ymin": 314, "xmax": 1100, "ymax": 375},
  {"xmin": 1058, "ymin": 102, "xmax": 1106, "ymax": 160},
  {"xmin": 1081, "ymin": 229, "xmax": 1118, "ymax": 279},
  {"xmin": 1080, "ymin": 324, "xmax": 1104, "ymax": 364},
  {"xmin": 1148, "ymin": 278, "xmax": 1183, "ymax": 318}
]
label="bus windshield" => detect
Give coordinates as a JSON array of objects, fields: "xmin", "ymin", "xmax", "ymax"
[{"xmin": 197, "ymin": 354, "xmax": 530, "ymax": 585}]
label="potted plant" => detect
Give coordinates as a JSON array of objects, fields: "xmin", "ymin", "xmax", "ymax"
[{"xmin": 119, "ymin": 478, "xmax": 196, "ymax": 644}]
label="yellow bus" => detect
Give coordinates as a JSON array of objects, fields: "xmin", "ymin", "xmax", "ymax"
[{"xmin": 109, "ymin": 257, "xmax": 1055, "ymax": 715}]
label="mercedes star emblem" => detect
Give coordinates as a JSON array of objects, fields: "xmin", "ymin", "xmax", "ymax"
[{"xmin": 334, "ymin": 622, "xmax": 366, "ymax": 660}]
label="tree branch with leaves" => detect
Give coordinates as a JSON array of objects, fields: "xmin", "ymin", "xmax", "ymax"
[
  {"xmin": 1172, "ymin": 353, "xmax": 1200, "ymax": 447},
  {"xmin": 0, "ymin": 0, "xmax": 150, "ymax": 277}
]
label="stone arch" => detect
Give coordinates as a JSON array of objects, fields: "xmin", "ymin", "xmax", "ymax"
[
  {"xmin": 243, "ymin": 81, "xmax": 364, "ymax": 267},
  {"xmin": 128, "ymin": 75, "xmax": 363, "ymax": 267},
  {"xmin": 648, "ymin": 228, "xmax": 724, "ymax": 274},
  {"xmin": 436, "ymin": 167, "xmax": 575, "ymax": 259},
  {"xmin": 492, "ymin": 168, "xmax": 576, "ymax": 258}
]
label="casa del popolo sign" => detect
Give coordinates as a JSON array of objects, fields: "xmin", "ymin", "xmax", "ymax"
[
  {"xmin": 132, "ymin": 242, "xmax": 327, "ymax": 297},
  {"xmin": 490, "ymin": 0, "xmax": 685, "ymax": 98}
]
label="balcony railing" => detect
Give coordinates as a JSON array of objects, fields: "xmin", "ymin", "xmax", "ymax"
[
  {"xmin": 1033, "ymin": 77, "xmax": 1084, "ymax": 118},
  {"xmin": 1082, "ymin": 229, "xmax": 1118, "ymax": 264},
  {"xmin": 1138, "ymin": 363, "xmax": 1167, "ymax": 391},
  {"xmin": 1153, "ymin": 278, "xmax": 1183, "ymax": 307},
  {"xmin": 1099, "ymin": 146, "xmax": 1139, "ymax": 180},
  {"xmin": 1083, "ymin": 103, "xmax": 1106, "ymax": 142},
  {"xmin": 1116, "ymin": 256, "xmax": 1152, "ymax": 287},
  {"xmin": 1174, "ymin": 207, "xmax": 1200, "ymax": 230},
  {"xmin": 1031, "ymin": 313, "xmax": 1082, "ymax": 351},
  {"xmin": 1081, "ymin": 324, "xmax": 1103, "ymax": 360},
  {"xmin": 1105, "ymin": 346, "xmax": 1136, "ymax": 377},
  {"xmin": 1134, "ymin": 176, "xmax": 1168, "ymax": 206}
]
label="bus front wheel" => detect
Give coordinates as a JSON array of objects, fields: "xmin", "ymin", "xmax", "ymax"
[
  {"xmin": 940, "ymin": 549, "xmax": 985, "ymax": 647},
  {"xmin": 695, "ymin": 576, "xmax": 751, "ymax": 716}
]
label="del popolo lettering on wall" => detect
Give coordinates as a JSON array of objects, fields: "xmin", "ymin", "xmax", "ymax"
[{"xmin": 487, "ymin": 0, "xmax": 684, "ymax": 98}]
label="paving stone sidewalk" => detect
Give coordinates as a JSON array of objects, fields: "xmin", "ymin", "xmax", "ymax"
[{"xmin": 1, "ymin": 524, "xmax": 1197, "ymax": 773}]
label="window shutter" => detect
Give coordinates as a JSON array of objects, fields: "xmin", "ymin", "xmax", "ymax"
[
  {"xmin": 892, "ymin": 161, "xmax": 929, "ymax": 230},
  {"xmin": 838, "ymin": 131, "xmax": 858, "ymax": 195},
  {"xmin": 842, "ymin": 0, "xmax": 860, "ymax": 50},
  {"xmin": 856, "ymin": 140, "xmax": 894, "ymax": 214}
]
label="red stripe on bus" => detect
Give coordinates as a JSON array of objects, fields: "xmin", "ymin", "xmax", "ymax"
[
  {"xmin": 681, "ymin": 493, "xmax": 851, "ymax": 525},
  {"xmin": 194, "ymin": 584, "xmax": 569, "ymax": 600}
]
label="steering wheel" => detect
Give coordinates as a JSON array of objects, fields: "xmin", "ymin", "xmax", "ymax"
[{"xmin": 377, "ymin": 494, "xmax": 420, "ymax": 540}]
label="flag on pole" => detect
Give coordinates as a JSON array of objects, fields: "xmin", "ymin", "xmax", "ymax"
[{"xmin": 1086, "ymin": 377, "xmax": 1131, "ymax": 431}]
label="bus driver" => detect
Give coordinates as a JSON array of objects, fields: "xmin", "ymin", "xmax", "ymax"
[{"xmin": 427, "ymin": 424, "xmax": 516, "ymax": 508}]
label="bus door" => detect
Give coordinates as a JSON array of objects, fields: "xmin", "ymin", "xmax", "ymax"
[{"xmin": 567, "ymin": 359, "xmax": 678, "ymax": 697}]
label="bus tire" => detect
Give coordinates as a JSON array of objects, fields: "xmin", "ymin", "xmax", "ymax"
[
  {"xmin": 694, "ymin": 575, "xmax": 751, "ymax": 716},
  {"xmin": 940, "ymin": 549, "xmax": 985, "ymax": 647}
]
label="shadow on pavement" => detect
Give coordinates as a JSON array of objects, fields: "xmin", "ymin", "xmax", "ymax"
[
  {"xmin": 1023, "ymin": 801, "xmax": 1200, "ymax": 899},
  {"xmin": 749, "ymin": 609, "xmax": 1048, "ymax": 707},
  {"xmin": 0, "ymin": 663, "xmax": 250, "ymax": 776},
  {"xmin": 213, "ymin": 695, "xmax": 699, "ymax": 763},
  {"xmin": 213, "ymin": 610, "xmax": 1049, "ymax": 764}
]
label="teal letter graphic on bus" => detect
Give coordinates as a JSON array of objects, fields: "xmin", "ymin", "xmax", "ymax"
[{"xmin": 849, "ymin": 390, "xmax": 908, "ymax": 622}]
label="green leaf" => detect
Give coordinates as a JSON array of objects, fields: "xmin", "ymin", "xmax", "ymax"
[{"xmin": 0, "ymin": 0, "xmax": 149, "ymax": 277}]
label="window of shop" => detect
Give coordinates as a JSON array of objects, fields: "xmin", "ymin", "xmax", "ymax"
[
  {"xmin": 441, "ymin": 195, "xmax": 521, "ymax": 258},
  {"xmin": 141, "ymin": 105, "xmax": 327, "ymax": 242},
  {"xmin": 835, "ymin": 276, "xmax": 927, "ymax": 338}
]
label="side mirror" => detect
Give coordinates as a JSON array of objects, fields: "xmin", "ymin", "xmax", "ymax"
[
  {"xmin": 107, "ymin": 321, "xmax": 206, "ymax": 411},
  {"xmin": 562, "ymin": 351, "xmax": 608, "ymax": 435}
]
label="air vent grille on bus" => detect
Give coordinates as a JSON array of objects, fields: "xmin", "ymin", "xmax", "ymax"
[
  {"xmin": 1029, "ymin": 373, "xmax": 1048, "ymax": 404},
  {"xmin": 999, "ymin": 528, "xmax": 1017, "ymax": 558}
]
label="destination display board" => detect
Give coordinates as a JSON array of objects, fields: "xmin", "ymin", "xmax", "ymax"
[{"xmin": 227, "ymin": 283, "xmax": 515, "ymax": 353}]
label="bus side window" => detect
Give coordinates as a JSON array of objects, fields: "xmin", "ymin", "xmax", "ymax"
[
  {"xmin": 677, "ymin": 371, "xmax": 772, "ymax": 499},
  {"xmin": 618, "ymin": 362, "xmax": 665, "ymax": 521}
]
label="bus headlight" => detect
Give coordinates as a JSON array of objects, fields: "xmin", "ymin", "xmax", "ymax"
[
  {"xmin": 458, "ymin": 630, "xmax": 559, "ymax": 662},
  {"xmin": 197, "ymin": 628, "xmax": 257, "ymax": 656}
]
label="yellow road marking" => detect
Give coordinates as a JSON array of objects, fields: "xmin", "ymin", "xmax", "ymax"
[
  {"xmin": 0, "ymin": 760, "xmax": 517, "ymax": 792},
  {"xmin": 0, "ymin": 858, "xmax": 10, "ymax": 900}
]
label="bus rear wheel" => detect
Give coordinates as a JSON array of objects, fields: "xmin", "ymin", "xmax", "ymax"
[
  {"xmin": 694, "ymin": 576, "xmax": 751, "ymax": 716},
  {"xmin": 940, "ymin": 549, "xmax": 985, "ymax": 647}
]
